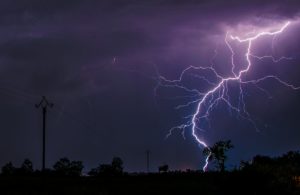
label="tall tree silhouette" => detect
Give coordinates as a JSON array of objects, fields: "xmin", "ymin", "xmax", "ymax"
[{"xmin": 203, "ymin": 140, "xmax": 234, "ymax": 172}]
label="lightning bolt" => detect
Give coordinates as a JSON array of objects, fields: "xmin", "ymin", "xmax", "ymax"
[{"xmin": 157, "ymin": 21, "xmax": 298, "ymax": 171}]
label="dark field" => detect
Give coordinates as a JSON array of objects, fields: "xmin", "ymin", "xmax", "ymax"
[{"xmin": 0, "ymin": 172, "xmax": 299, "ymax": 195}]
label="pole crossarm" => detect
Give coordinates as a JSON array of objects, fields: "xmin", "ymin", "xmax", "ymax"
[{"xmin": 35, "ymin": 96, "xmax": 54, "ymax": 109}]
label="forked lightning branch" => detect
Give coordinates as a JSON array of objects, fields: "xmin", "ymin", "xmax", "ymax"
[{"xmin": 158, "ymin": 21, "xmax": 300, "ymax": 171}]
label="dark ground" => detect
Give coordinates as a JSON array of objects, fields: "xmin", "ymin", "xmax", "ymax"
[{"xmin": 0, "ymin": 172, "xmax": 299, "ymax": 195}]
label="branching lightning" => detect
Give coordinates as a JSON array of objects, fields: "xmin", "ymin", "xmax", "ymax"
[{"xmin": 157, "ymin": 21, "xmax": 299, "ymax": 171}]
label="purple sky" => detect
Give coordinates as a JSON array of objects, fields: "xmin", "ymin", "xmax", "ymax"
[{"xmin": 0, "ymin": 0, "xmax": 300, "ymax": 172}]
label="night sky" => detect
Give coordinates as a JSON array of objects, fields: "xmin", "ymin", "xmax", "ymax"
[{"xmin": 1, "ymin": 0, "xmax": 300, "ymax": 172}]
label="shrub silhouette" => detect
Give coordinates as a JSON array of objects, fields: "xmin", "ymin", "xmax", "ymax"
[
  {"xmin": 1, "ymin": 162, "xmax": 16, "ymax": 176},
  {"xmin": 89, "ymin": 157, "xmax": 124, "ymax": 176},
  {"xmin": 20, "ymin": 159, "xmax": 34, "ymax": 175},
  {"xmin": 111, "ymin": 157, "xmax": 123, "ymax": 174},
  {"xmin": 53, "ymin": 157, "xmax": 83, "ymax": 176},
  {"xmin": 242, "ymin": 151, "xmax": 300, "ymax": 179},
  {"xmin": 158, "ymin": 164, "xmax": 169, "ymax": 173}
]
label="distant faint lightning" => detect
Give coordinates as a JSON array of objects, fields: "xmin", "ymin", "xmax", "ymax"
[{"xmin": 112, "ymin": 56, "xmax": 117, "ymax": 64}]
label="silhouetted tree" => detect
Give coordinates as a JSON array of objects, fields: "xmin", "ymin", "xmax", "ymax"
[
  {"xmin": 89, "ymin": 164, "xmax": 116, "ymax": 176},
  {"xmin": 99, "ymin": 164, "xmax": 114, "ymax": 175},
  {"xmin": 53, "ymin": 157, "xmax": 83, "ymax": 176},
  {"xmin": 88, "ymin": 157, "xmax": 124, "ymax": 176},
  {"xmin": 158, "ymin": 164, "xmax": 169, "ymax": 173},
  {"xmin": 111, "ymin": 157, "xmax": 123, "ymax": 174},
  {"xmin": 243, "ymin": 151, "xmax": 300, "ymax": 179},
  {"xmin": 239, "ymin": 160, "xmax": 250, "ymax": 170},
  {"xmin": 279, "ymin": 151, "xmax": 300, "ymax": 175},
  {"xmin": 203, "ymin": 140, "xmax": 234, "ymax": 172},
  {"xmin": 241, "ymin": 155, "xmax": 274, "ymax": 174},
  {"xmin": 1, "ymin": 162, "xmax": 16, "ymax": 176},
  {"xmin": 69, "ymin": 160, "xmax": 84, "ymax": 176},
  {"xmin": 253, "ymin": 155, "xmax": 273, "ymax": 164},
  {"xmin": 88, "ymin": 165, "xmax": 101, "ymax": 176},
  {"xmin": 20, "ymin": 159, "xmax": 33, "ymax": 175},
  {"xmin": 53, "ymin": 157, "xmax": 70, "ymax": 174}
]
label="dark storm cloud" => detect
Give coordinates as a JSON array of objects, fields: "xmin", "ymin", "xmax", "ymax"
[{"xmin": 0, "ymin": 0, "xmax": 299, "ymax": 172}]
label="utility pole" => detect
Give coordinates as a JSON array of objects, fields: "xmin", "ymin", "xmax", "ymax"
[
  {"xmin": 36, "ymin": 96, "xmax": 53, "ymax": 171},
  {"xmin": 146, "ymin": 150, "xmax": 150, "ymax": 173}
]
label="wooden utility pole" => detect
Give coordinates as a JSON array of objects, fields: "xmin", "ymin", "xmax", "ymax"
[{"xmin": 35, "ymin": 96, "xmax": 53, "ymax": 171}]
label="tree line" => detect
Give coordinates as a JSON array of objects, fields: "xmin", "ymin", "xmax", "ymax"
[
  {"xmin": 1, "ymin": 139, "xmax": 300, "ymax": 183},
  {"xmin": 1, "ymin": 156, "xmax": 124, "ymax": 177}
]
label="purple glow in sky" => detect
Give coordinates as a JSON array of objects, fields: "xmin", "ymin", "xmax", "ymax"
[
  {"xmin": 159, "ymin": 20, "xmax": 299, "ymax": 171},
  {"xmin": 0, "ymin": 0, "xmax": 300, "ymax": 172}
]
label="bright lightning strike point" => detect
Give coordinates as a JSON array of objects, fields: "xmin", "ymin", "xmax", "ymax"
[{"xmin": 158, "ymin": 21, "xmax": 298, "ymax": 171}]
